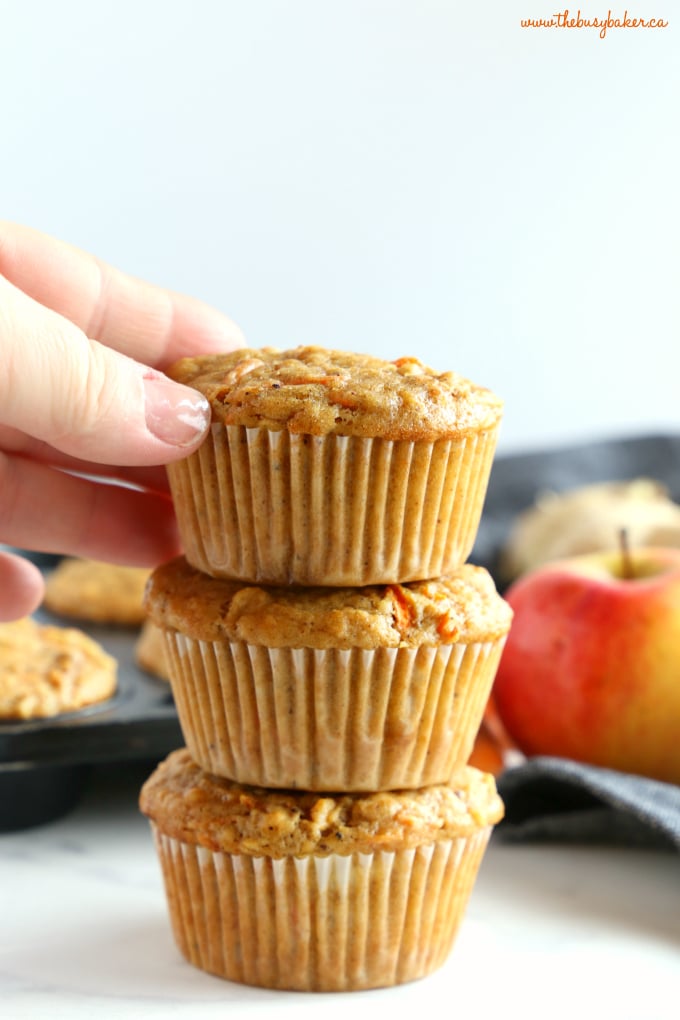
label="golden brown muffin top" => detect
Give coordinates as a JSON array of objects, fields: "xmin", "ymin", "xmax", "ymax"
[
  {"xmin": 144, "ymin": 556, "xmax": 512, "ymax": 649},
  {"xmin": 0, "ymin": 617, "xmax": 117, "ymax": 720},
  {"xmin": 43, "ymin": 558, "xmax": 151, "ymax": 626},
  {"xmin": 166, "ymin": 346, "xmax": 503, "ymax": 441},
  {"xmin": 139, "ymin": 748, "xmax": 504, "ymax": 856}
]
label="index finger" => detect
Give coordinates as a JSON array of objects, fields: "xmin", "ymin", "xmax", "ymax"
[{"xmin": 0, "ymin": 221, "xmax": 244, "ymax": 367}]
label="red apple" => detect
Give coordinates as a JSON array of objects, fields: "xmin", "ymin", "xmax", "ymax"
[
  {"xmin": 492, "ymin": 545, "xmax": 680, "ymax": 784},
  {"xmin": 468, "ymin": 718, "xmax": 505, "ymax": 776}
]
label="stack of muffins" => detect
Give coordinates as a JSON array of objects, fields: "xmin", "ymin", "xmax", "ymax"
[{"xmin": 139, "ymin": 346, "xmax": 513, "ymax": 992}]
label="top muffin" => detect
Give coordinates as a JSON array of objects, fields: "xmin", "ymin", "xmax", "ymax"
[
  {"xmin": 167, "ymin": 346, "xmax": 503, "ymax": 441},
  {"xmin": 165, "ymin": 345, "xmax": 503, "ymax": 585}
]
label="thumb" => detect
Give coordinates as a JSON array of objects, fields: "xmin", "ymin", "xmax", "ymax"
[
  {"xmin": 0, "ymin": 276, "xmax": 211, "ymax": 466},
  {"xmin": 0, "ymin": 549, "xmax": 44, "ymax": 621}
]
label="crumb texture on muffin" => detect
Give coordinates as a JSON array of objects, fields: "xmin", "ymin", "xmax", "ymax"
[
  {"xmin": 139, "ymin": 748, "xmax": 504, "ymax": 856},
  {"xmin": 0, "ymin": 617, "xmax": 117, "ymax": 719},
  {"xmin": 144, "ymin": 556, "xmax": 512, "ymax": 649},
  {"xmin": 167, "ymin": 346, "xmax": 503, "ymax": 441}
]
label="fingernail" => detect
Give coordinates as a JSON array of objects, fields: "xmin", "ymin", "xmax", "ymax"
[{"xmin": 143, "ymin": 374, "xmax": 211, "ymax": 448}]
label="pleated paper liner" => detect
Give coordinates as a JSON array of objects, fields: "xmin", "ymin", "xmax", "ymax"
[
  {"xmin": 151, "ymin": 825, "xmax": 492, "ymax": 992},
  {"xmin": 162, "ymin": 635, "xmax": 507, "ymax": 791},
  {"xmin": 166, "ymin": 423, "xmax": 500, "ymax": 586}
]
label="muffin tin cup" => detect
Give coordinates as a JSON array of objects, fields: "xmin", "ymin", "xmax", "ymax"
[
  {"xmin": 151, "ymin": 824, "xmax": 492, "ymax": 992},
  {"xmin": 162, "ymin": 632, "xmax": 507, "ymax": 791},
  {"xmin": 166, "ymin": 423, "xmax": 500, "ymax": 586}
]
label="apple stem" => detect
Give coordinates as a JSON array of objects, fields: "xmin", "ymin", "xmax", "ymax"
[{"xmin": 619, "ymin": 528, "xmax": 635, "ymax": 579}]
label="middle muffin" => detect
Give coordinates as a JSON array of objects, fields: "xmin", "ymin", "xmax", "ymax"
[{"xmin": 144, "ymin": 556, "xmax": 512, "ymax": 792}]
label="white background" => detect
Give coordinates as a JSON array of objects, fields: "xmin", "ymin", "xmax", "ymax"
[{"xmin": 2, "ymin": 0, "xmax": 678, "ymax": 453}]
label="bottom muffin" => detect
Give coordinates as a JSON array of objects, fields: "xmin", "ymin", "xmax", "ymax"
[{"xmin": 139, "ymin": 748, "xmax": 504, "ymax": 992}]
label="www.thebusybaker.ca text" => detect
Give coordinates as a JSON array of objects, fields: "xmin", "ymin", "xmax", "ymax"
[{"xmin": 520, "ymin": 9, "xmax": 669, "ymax": 38}]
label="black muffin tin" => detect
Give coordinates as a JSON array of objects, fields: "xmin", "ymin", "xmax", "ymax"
[
  {"xmin": 0, "ymin": 553, "xmax": 182, "ymax": 830},
  {"xmin": 2, "ymin": 432, "xmax": 679, "ymax": 830}
]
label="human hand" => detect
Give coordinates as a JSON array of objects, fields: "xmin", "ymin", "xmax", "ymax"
[{"xmin": 0, "ymin": 222, "xmax": 244, "ymax": 621}]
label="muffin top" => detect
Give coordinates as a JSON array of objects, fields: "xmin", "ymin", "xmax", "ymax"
[
  {"xmin": 0, "ymin": 617, "xmax": 117, "ymax": 720},
  {"xmin": 44, "ymin": 557, "xmax": 151, "ymax": 626},
  {"xmin": 144, "ymin": 556, "xmax": 512, "ymax": 649},
  {"xmin": 140, "ymin": 748, "xmax": 504, "ymax": 856},
  {"xmin": 166, "ymin": 346, "xmax": 503, "ymax": 441}
]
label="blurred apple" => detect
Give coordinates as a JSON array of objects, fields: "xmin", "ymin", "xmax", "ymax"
[
  {"xmin": 467, "ymin": 718, "xmax": 505, "ymax": 775},
  {"xmin": 492, "ymin": 545, "xmax": 680, "ymax": 784}
]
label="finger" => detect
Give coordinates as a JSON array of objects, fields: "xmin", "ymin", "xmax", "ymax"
[
  {"xmin": 0, "ymin": 221, "xmax": 244, "ymax": 366},
  {"xmin": 0, "ymin": 425, "xmax": 171, "ymax": 495},
  {"xmin": 0, "ymin": 550, "xmax": 44, "ymax": 622},
  {"xmin": 0, "ymin": 276, "xmax": 213, "ymax": 465},
  {"xmin": 0, "ymin": 452, "xmax": 182, "ymax": 566}
]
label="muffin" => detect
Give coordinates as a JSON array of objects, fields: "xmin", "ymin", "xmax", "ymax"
[
  {"xmin": 143, "ymin": 555, "xmax": 512, "ymax": 791},
  {"xmin": 43, "ymin": 557, "xmax": 151, "ymax": 626},
  {"xmin": 0, "ymin": 617, "xmax": 117, "ymax": 720},
  {"xmin": 134, "ymin": 619, "xmax": 171, "ymax": 681},
  {"xmin": 165, "ymin": 346, "xmax": 503, "ymax": 586},
  {"xmin": 139, "ymin": 747, "xmax": 504, "ymax": 992}
]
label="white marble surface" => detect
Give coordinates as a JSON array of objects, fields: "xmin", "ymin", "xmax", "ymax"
[{"xmin": 2, "ymin": 761, "xmax": 679, "ymax": 1020}]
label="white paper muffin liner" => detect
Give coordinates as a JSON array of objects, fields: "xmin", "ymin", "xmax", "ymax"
[
  {"xmin": 166, "ymin": 423, "xmax": 500, "ymax": 585},
  {"xmin": 151, "ymin": 824, "xmax": 492, "ymax": 991},
  {"xmin": 162, "ymin": 632, "xmax": 507, "ymax": 790}
]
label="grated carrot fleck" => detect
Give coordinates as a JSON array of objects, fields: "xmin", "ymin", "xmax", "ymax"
[{"xmin": 388, "ymin": 585, "xmax": 416, "ymax": 634}]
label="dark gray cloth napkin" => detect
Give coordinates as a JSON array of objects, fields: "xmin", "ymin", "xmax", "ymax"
[{"xmin": 496, "ymin": 757, "xmax": 680, "ymax": 851}]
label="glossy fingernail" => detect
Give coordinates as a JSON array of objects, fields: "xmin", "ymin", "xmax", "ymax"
[{"xmin": 143, "ymin": 374, "xmax": 211, "ymax": 448}]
